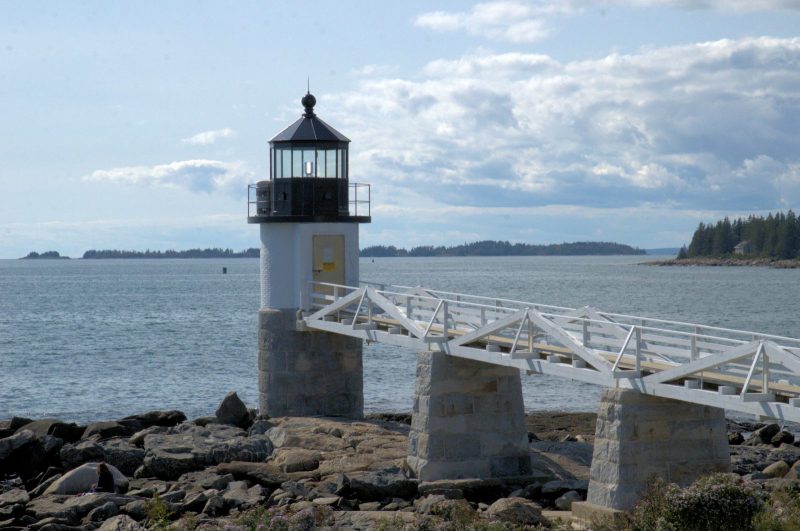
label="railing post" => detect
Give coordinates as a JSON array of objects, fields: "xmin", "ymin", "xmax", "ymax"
[
  {"xmin": 691, "ymin": 326, "xmax": 698, "ymax": 361},
  {"xmin": 407, "ymin": 297, "xmax": 413, "ymax": 321},
  {"xmin": 635, "ymin": 327, "xmax": 641, "ymax": 372},
  {"xmin": 481, "ymin": 307, "xmax": 486, "ymax": 326},
  {"xmin": 582, "ymin": 320, "xmax": 590, "ymax": 347},
  {"xmin": 442, "ymin": 301, "xmax": 449, "ymax": 339}
]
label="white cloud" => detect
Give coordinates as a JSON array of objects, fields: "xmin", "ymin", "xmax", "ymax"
[
  {"xmin": 335, "ymin": 37, "xmax": 800, "ymax": 214},
  {"xmin": 181, "ymin": 128, "xmax": 237, "ymax": 145},
  {"xmin": 83, "ymin": 159, "xmax": 252, "ymax": 195},
  {"xmin": 617, "ymin": 0, "xmax": 800, "ymax": 10},
  {"xmin": 414, "ymin": 1, "xmax": 570, "ymax": 43}
]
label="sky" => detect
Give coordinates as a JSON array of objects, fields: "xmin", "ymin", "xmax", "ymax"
[{"xmin": 2, "ymin": 0, "xmax": 800, "ymax": 258}]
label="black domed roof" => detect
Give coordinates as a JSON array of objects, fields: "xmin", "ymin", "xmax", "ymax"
[{"xmin": 270, "ymin": 92, "xmax": 350, "ymax": 144}]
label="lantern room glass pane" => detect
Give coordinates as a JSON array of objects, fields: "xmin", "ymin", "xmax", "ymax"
[
  {"xmin": 338, "ymin": 149, "xmax": 344, "ymax": 179},
  {"xmin": 280, "ymin": 149, "xmax": 290, "ymax": 178},
  {"xmin": 326, "ymin": 149, "xmax": 337, "ymax": 178},
  {"xmin": 318, "ymin": 150, "xmax": 327, "ymax": 178},
  {"xmin": 292, "ymin": 148, "xmax": 302, "ymax": 177},
  {"xmin": 301, "ymin": 149, "xmax": 315, "ymax": 176}
]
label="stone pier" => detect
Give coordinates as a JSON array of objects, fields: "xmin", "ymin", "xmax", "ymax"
[
  {"xmin": 258, "ymin": 308, "xmax": 363, "ymax": 418},
  {"xmin": 573, "ymin": 388, "xmax": 730, "ymax": 517},
  {"xmin": 406, "ymin": 350, "xmax": 532, "ymax": 480}
]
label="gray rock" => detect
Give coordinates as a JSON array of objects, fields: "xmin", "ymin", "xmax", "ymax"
[
  {"xmin": 181, "ymin": 491, "xmax": 208, "ymax": 513},
  {"xmin": 541, "ymin": 479, "xmax": 588, "ymax": 496},
  {"xmin": 215, "ymin": 391, "xmax": 251, "ymax": 429},
  {"xmin": 30, "ymin": 474, "xmax": 62, "ymax": 499},
  {"xmin": 729, "ymin": 432, "xmax": 745, "ymax": 445},
  {"xmin": 87, "ymin": 501, "xmax": 120, "ymax": 522},
  {"xmin": 486, "ymin": 497, "xmax": 545, "ymax": 525},
  {"xmin": 100, "ymin": 439, "xmax": 145, "ymax": 477},
  {"xmin": 83, "ymin": 422, "xmax": 137, "ymax": 441},
  {"xmin": 128, "ymin": 426, "xmax": 168, "ymax": 448},
  {"xmin": 121, "ymin": 411, "xmax": 186, "ymax": 430},
  {"xmin": 222, "ymin": 482, "xmax": 267, "ymax": 510},
  {"xmin": 8, "ymin": 416, "xmax": 33, "ymax": 431},
  {"xmin": 160, "ymin": 490, "xmax": 185, "ymax": 503},
  {"xmin": 137, "ymin": 423, "xmax": 272, "ymax": 480},
  {"xmin": 247, "ymin": 419, "xmax": 273, "ymax": 436},
  {"xmin": 202, "ymin": 495, "xmax": 225, "ymax": 517},
  {"xmin": 97, "ymin": 514, "xmax": 143, "ymax": 530},
  {"xmin": 0, "ymin": 488, "xmax": 29, "ymax": 507},
  {"xmin": 0, "ymin": 429, "xmax": 34, "ymax": 461},
  {"xmin": 763, "ymin": 460, "xmax": 790, "ymax": 478},
  {"xmin": 771, "ymin": 430, "xmax": 795, "ymax": 446},
  {"xmin": 122, "ymin": 500, "xmax": 148, "ymax": 521},
  {"xmin": 359, "ymin": 501, "xmax": 381, "ymax": 511},
  {"xmin": 60, "ymin": 440, "xmax": 105, "ymax": 470},
  {"xmin": 212, "ymin": 462, "xmax": 285, "ymax": 488},
  {"xmin": 349, "ymin": 467, "xmax": 418, "ymax": 501},
  {"xmin": 272, "ymin": 448, "xmax": 321, "ymax": 473},
  {"xmin": 554, "ymin": 490, "xmax": 582, "ymax": 510},
  {"xmin": 417, "ymin": 478, "xmax": 505, "ymax": 503},
  {"xmin": 15, "ymin": 419, "xmax": 84, "ymax": 443},
  {"xmin": 745, "ymin": 423, "xmax": 781, "ymax": 446}
]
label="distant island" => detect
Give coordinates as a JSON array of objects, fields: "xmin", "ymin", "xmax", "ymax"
[
  {"xmin": 82, "ymin": 248, "xmax": 259, "ymax": 259},
  {"xmin": 20, "ymin": 251, "xmax": 69, "ymax": 259},
  {"xmin": 360, "ymin": 240, "xmax": 645, "ymax": 257},
  {"xmin": 650, "ymin": 211, "xmax": 800, "ymax": 268}
]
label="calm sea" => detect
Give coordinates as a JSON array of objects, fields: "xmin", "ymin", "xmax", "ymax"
[{"xmin": 1, "ymin": 256, "xmax": 798, "ymax": 423}]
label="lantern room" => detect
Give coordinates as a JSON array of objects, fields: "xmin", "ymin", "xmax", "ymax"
[{"xmin": 248, "ymin": 92, "xmax": 370, "ymax": 223}]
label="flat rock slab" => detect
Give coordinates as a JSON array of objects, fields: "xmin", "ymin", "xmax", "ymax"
[{"xmin": 138, "ymin": 423, "xmax": 273, "ymax": 480}]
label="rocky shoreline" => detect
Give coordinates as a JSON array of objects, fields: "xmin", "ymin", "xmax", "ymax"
[
  {"xmin": 645, "ymin": 257, "xmax": 800, "ymax": 268},
  {"xmin": 2, "ymin": 393, "xmax": 800, "ymax": 530}
]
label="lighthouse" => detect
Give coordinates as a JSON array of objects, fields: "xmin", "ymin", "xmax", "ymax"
[{"xmin": 248, "ymin": 92, "xmax": 370, "ymax": 418}]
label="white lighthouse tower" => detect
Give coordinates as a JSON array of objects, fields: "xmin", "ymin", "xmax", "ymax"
[{"xmin": 248, "ymin": 92, "xmax": 370, "ymax": 418}]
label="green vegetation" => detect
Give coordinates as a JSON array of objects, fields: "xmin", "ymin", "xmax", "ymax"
[
  {"xmin": 361, "ymin": 240, "xmax": 645, "ymax": 258},
  {"xmin": 82, "ymin": 248, "xmax": 259, "ymax": 259},
  {"xmin": 679, "ymin": 211, "xmax": 800, "ymax": 259},
  {"xmin": 20, "ymin": 251, "xmax": 68, "ymax": 259}
]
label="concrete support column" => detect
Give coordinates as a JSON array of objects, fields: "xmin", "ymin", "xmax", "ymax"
[
  {"xmin": 406, "ymin": 350, "xmax": 531, "ymax": 480},
  {"xmin": 576, "ymin": 388, "xmax": 730, "ymax": 515},
  {"xmin": 258, "ymin": 308, "xmax": 363, "ymax": 418}
]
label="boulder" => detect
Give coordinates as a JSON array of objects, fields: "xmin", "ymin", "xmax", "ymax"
[
  {"xmin": 215, "ymin": 462, "xmax": 285, "ymax": 488},
  {"xmin": 87, "ymin": 500, "xmax": 120, "ymax": 522},
  {"xmin": 541, "ymin": 479, "xmax": 588, "ymax": 497},
  {"xmin": 100, "ymin": 438, "xmax": 145, "ymax": 477},
  {"xmin": 771, "ymin": 430, "xmax": 795, "ymax": 447},
  {"xmin": 202, "ymin": 495, "xmax": 225, "ymax": 517},
  {"xmin": 60, "ymin": 440, "xmax": 105, "ymax": 470},
  {"xmin": 15, "ymin": 419, "xmax": 84, "ymax": 443},
  {"xmin": 44, "ymin": 462, "xmax": 129, "ymax": 495},
  {"xmin": 128, "ymin": 426, "xmax": 168, "ymax": 448},
  {"xmin": 763, "ymin": 460, "xmax": 790, "ymax": 478},
  {"xmin": 98, "ymin": 514, "xmax": 143, "ymax": 531},
  {"xmin": 348, "ymin": 467, "xmax": 418, "ymax": 502},
  {"xmin": 0, "ymin": 429, "xmax": 34, "ymax": 461},
  {"xmin": 486, "ymin": 497, "xmax": 546, "ymax": 525},
  {"xmin": 121, "ymin": 410, "xmax": 186, "ymax": 429},
  {"xmin": 745, "ymin": 423, "xmax": 781, "ymax": 446},
  {"xmin": 83, "ymin": 422, "xmax": 137, "ymax": 441},
  {"xmin": 417, "ymin": 478, "xmax": 506, "ymax": 503},
  {"xmin": 122, "ymin": 499, "xmax": 148, "ymax": 521},
  {"xmin": 785, "ymin": 461, "xmax": 800, "ymax": 480},
  {"xmin": 554, "ymin": 490, "xmax": 582, "ymax": 510},
  {"xmin": 221, "ymin": 481, "xmax": 266, "ymax": 510},
  {"xmin": 26, "ymin": 492, "xmax": 133, "ymax": 523},
  {"xmin": 729, "ymin": 432, "xmax": 745, "ymax": 445},
  {"xmin": 8, "ymin": 417, "xmax": 33, "ymax": 431},
  {"xmin": 247, "ymin": 419, "xmax": 273, "ymax": 436},
  {"xmin": 0, "ymin": 488, "xmax": 29, "ymax": 508},
  {"xmin": 215, "ymin": 392, "xmax": 251, "ymax": 429},
  {"xmin": 272, "ymin": 448, "xmax": 321, "ymax": 473},
  {"xmin": 137, "ymin": 423, "xmax": 272, "ymax": 481}
]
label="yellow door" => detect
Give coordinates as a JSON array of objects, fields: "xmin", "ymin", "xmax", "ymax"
[{"xmin": 312, "ymin": 235, "xmax": 345, "ymax": 298}]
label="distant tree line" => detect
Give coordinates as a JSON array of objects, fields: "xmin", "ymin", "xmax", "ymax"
[
  {"xmin": 679, "ymin": 211, "xmax": 800, "ymax": 259},
  {"xmin": 361, "ymin": 240, "xmax": 645, "ymax": 257},
  {"xmin": 20, "ymin": 251, "xmax": 68, "ymax": 259},
  {"xmin": 83, "ymin": 248, "xmax": 259, "ymax": 259}
]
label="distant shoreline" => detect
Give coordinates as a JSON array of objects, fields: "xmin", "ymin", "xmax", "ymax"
[{"xmin": 646, "ymin": 257, "xmax": 800, "ymax": 269}]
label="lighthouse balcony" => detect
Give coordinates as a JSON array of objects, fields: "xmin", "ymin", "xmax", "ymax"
[{"xmin": 247, "ymin": 181, "xmax": 371, "ymax": 223}]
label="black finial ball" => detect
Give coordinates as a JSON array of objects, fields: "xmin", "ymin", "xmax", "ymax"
[{"xmin": 302, "ymin": 93, "xmax": 316, "ymax": 115}]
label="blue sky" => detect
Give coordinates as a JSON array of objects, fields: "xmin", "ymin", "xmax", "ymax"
[{"xmin": 2, "ymin": 1, "xmax": 800, "ymax": 258}]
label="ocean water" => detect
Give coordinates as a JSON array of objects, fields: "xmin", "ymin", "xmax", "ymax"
[{"xmin": 1, "ymin": 256, "xmax": 799, "ymax": 423}]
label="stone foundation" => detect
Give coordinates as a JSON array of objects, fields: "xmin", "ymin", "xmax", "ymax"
[
  {"xmin": 581, "ymin": 388, "xmax": 730, "ymax": 511},
  {"xmin": 258, "ymin": 308, "xmax": 363, "ymax": 418},
  {"xmin": 406, "ymin": 350, "xmax": 531, "ymax": 480}
]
